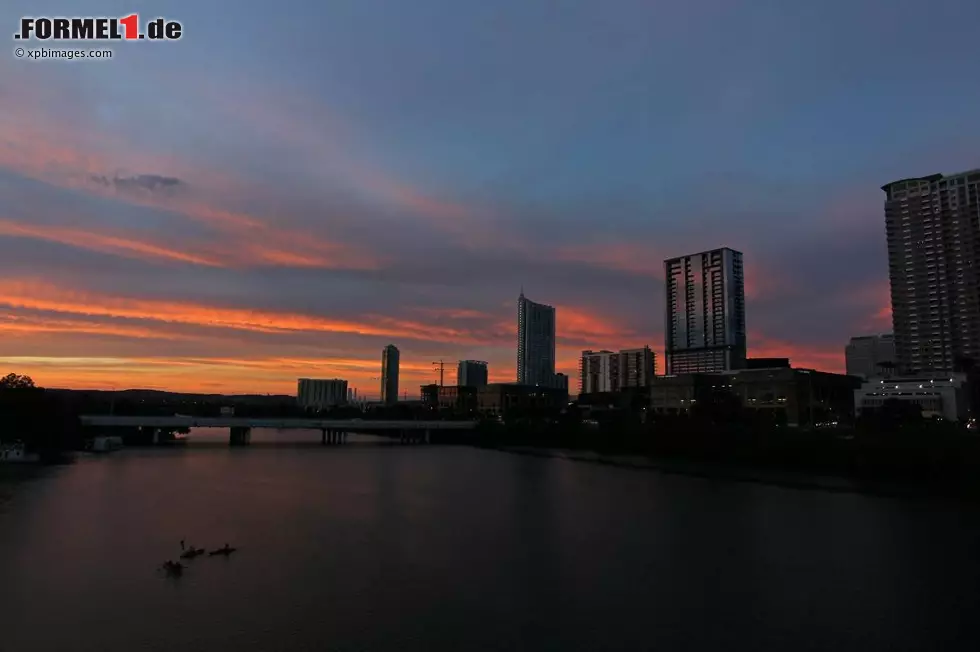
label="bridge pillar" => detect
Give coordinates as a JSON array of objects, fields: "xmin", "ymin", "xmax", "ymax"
[
  {"xmin": 323, "ymin": 429, "xmax": 346, "ymax": 445},
  {"xmin": 424, "ymin": 428, "xmax": 431, "ymax": 444},
  {"xmin": 230, "ymin": 426, "xmax": 251, "ymax": 446}
]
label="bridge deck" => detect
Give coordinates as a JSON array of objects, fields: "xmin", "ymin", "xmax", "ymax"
[{"xmin": 80, "ymin": 416, "xmax": 477, "ymax": 430}]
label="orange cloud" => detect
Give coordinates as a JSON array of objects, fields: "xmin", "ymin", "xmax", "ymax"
[
  {"xmin": 0, "ymin": 215, "xmax": 382, "ymax": 271},
  {"xmin": 0, "ymin": 313, "xmax": 195, "ymax": 341},
  {"xmin": 0, "ymin": 77, "xmax": 384, "ymax": 272},
  {"xmin": 0, "ymin": 217, "xmax": 225, "ymax": 267},
  {"xmin": 748, "ymin": 335, "xmax": 844, "ymax": 373},
  {"xmin": 865, "ymin": 282, "xmax": 892, "ymax": 332},
  {"xmin": 0, "ymin": 279, "xmax": 498, "ymax": 345},
  {"xmin": 553, "ymin": 303, "xmax": 642, "ymax": 344}
]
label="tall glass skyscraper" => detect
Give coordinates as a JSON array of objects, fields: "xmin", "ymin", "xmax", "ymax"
[
  {"xmin": 664, "ymin": 248, "xmax": 746, "ymax": 374},
  {"xmin": 380, "ymin": 344, "xmax": 400, "ymax": 404},
  {"xmin": 517, "ymin": 291, "xmax": 556, "ymax": 386}
]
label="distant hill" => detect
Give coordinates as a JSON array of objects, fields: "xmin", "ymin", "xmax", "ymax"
[{"xmin": 46, "ymin": 388, "xmax": 295, "ymax": 404}]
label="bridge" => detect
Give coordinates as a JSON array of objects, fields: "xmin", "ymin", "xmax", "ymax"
[{"xmin": 79, "ymin": 415, "xmax": 478, "ymax": 446}]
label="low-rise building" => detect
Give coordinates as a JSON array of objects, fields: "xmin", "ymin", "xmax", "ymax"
[
  {"xmin": 554, "ymin": 372, "xmax": 569, "ymax": 395},
  {"xmin": 650, "ymin": 367, "xmax": 860, "ymax": 427},
  {"xmin": 854, "ymin": 375, "xmax": 970, "ymax": 422},
  {"xmin": 649, "ymin": 374, "xmax": 718, "ymax": 414},
  {"xmin": 420, "ymin": 384, "xmax": 478, "ymax": 412},
  {"xmin": 476, "ymin": 383, "xmax": 567, "ymax": 415},
  {"xmin": 731, "ymin": 367, "xmax": 860, "ymax": 427}
]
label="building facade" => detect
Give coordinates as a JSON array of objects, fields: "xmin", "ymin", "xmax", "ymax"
[
  {"xmin": 457, "ymin": 360, "xmax": 489, "ymax": 387},
  {"xmin": 421, "ymin": 384, "xmax": 478, "ymax": 412},
  {"xmin": 854, "ymin": 375, "xmax": 969, "ymax": 422},
  {"xmin": 883, "ymin": 170, "xmax": 980, "ymax": 374},
  {"xmin": 664, "ymin": 248, "xmax": 746, "ymax": 374},
  {"xmin": 580, "ymin": 347, "xmax": 657, "ymax": 395},
  {"xmin": 517, "ymin": 291, "xmax": 557, "ymax": 386},
  {"xmin": 297, "ymin": 378, "xmax": 348, "ymax": 410},
  {"xmin": 477, "ymin": 383, "xmax": 566, "ymax": 415},
  {"xmin": 650, "ymin": 368, "xmax": 860, "ymax": 428},
  {"xmin": 381, "ymin": 344, "xmax": 400, "ymax": 405},
  {"xmin": 620, "ymin": 347, "xmax": 657, "ymax": 388},
  {"xmin": 580, "ymin": 350, "xmax": 618, "ymax": 394},
  {"xmin": 554, "ymin": 372, "xmax": 569, "ymax": 397},
  {"xmin": 845, "ymin": 334, "xmax": 896, "ymax": 379}
]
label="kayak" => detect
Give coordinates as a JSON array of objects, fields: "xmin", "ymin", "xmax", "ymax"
[
  {"xmin": 180, "ymin": 547, "xmax": 205, "ymax": 559},
  {"xmin": 208, "ymin": 546, "xmax": 237, "ymax": 556}
]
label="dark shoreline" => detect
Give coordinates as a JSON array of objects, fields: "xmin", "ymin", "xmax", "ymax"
[{"xmin": 478, "ymin": 444, "xmax": 979, "ymax": 503}]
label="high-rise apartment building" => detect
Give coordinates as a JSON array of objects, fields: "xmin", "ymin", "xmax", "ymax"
[
  {"xmin": 664, "ymin": 248, "xmax": 746, "ymax": 374},
  {"xmin": 620, "ymin": 346, "xmax": 657, "ymax": 387},
  {"xmin": 381, "ymin": 344, "xmax": 400, "ymax": 405},
  {"xmin": 517, "ymin": 291, "xmax": 556, "ymax": 386},
  {"xmin": 845, "ymin": 334, "xmax": 895, "ymax": 379},
  {"xmin": 580, "ymin": 350, "xmax": 618, "ymax": 394},
  {"xmin": 580, "ymin": 347, "xmax": 656, "ymax": 394},
  {"xmin": 457, "ymin": 360, "xmax": 489, "ymax": 387},
  {"xmin": 883, "ymin": 169, "xmax": 980, "ymax": 374}
]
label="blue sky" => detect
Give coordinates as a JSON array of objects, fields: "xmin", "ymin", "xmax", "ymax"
[{"xmin": 1, "ymin": 0, "xmax": 978, "ymax": 393}]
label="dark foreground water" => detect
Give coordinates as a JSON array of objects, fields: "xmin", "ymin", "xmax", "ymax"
[{"xmin": 3, "ymin": 429, "xmax": 980, "ymax": 652}]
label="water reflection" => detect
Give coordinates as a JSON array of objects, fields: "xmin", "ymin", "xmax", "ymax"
[{"xmin": 2, "ymin": 444, "xmax": 980, "ymax": 651}]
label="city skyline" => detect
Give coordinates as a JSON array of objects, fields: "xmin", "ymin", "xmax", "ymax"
[{"xmin": 2, "ymin": 0, "xmax": 979, "ymax": 394}]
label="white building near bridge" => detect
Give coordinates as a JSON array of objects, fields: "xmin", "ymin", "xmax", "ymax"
[{"xmin": 854, "ymin": 375, "xmax": 970, "ymax": 422}]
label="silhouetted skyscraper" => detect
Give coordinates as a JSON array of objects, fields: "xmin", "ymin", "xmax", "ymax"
[
  {"xmin": 457, "ymin": 360, "xmax": 488, "ymax": 387},
  {"xmin": 297, "ymin": 378, "xmax": 348, "ymax": 410},
  {"xmin": 883, "ymin": 169, "xmax": 980, "ymax": 374},
  {"xmin": 381, "ymin": 344, "xmax": 400, "ymax": 405},
  {"xmin": 517, "ymin": 291, "xmax": 556, "ymax": 386},
  {"xmin": 664, "ymin": 248, "xmax": 746, "ymax": 374}
]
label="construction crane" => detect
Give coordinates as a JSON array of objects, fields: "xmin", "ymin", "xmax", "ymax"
[
  {"xmin": 432, "ymin": 359, "xmax": 489, "ymax": 386},
  {"xmin": 432, "ymin": 360, "xmax": 448, "ymax": 386}
]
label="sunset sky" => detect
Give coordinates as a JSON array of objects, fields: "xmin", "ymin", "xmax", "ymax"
[{"xmin": 2, "ymin": 0, "xmax": 979, "ymax": 396}]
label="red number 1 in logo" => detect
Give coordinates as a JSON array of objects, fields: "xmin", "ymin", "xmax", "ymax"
[{"xmin": 120, "ymin": 14, "xmax": 138, "ymax": 39}]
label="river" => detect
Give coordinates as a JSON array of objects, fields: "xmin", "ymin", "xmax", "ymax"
[{"xmin": 2, "ymin": 428, "xmax": 980, "ymax": 651}]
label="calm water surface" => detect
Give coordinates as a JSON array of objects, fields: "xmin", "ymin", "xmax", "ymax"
[{"xmin": 2, "ymin": 428, "xmax": 980, "ymax": 652}]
